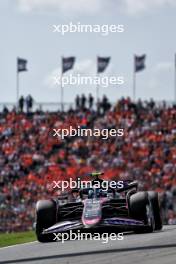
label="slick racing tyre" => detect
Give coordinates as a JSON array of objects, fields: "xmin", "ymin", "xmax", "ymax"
[
  {"xmin": 148, "ymin": 191, "xmax": 163, "ymax": 231},
  {"xmin": 35, "ymin": 199, "xmax": 57, "ymax": 242},
  {"xmin": 129, "ymin": 191, "xmax": 155, "ymax": 233}
]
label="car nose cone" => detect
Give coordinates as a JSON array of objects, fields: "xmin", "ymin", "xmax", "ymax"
[{"xmin": 82, "ymin": 199, "xmax": 102, "ymax": 227}]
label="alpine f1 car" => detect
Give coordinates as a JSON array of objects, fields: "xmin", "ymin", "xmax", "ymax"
[{"xmin": 35, "ymin": 172, "xmax": 162, "ymax": 242}]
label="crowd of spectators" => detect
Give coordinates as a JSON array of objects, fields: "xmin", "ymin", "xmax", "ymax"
[
  {"xmin": 0, "ymin": 97, "xmax": 176, "ymax": 232},
  {"xmin": 18, "ymin": 95, "xmax": 34, "ymax": 113},
  {"xmin": 75, "ymin": 94, "xmax": 111, "ymax": 113}
]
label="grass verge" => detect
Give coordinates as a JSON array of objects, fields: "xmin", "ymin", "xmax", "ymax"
[{"xmin": 0, "ymin": 231, "xmax": 36, "ymax": 248}]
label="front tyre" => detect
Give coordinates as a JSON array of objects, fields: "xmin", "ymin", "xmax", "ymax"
[
  {"xmin": 148, "ymin": 191, "xmax": 162, "ymax": 231},
  {"xmin": 35, "ymin": 199, "xmax": 57, "ymax": 242},
  {"xmin": 129, "ymin": 192, "xmax": 155, "ymax": 233}
]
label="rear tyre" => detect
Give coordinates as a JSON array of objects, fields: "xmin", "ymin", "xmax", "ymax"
[
  {"xmin": 129, "ymin": 192, "xmax": 155, "ymax": 233},
  {"xmin": 148, "ymin": 191, "xmax": 162, "ymax": 231},
  {"xmin": 35, "ymin": 199, "xmax": 57, "ymax": 242}
]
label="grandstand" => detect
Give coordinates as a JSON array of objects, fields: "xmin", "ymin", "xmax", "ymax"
[{"xmin": 0, "ymin": 97, "xmax": 176, "ymax": 232}]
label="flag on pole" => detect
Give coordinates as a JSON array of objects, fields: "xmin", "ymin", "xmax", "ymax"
[
  {"xmin": 97, "ymin": 56, "xmax": 111, "ymax": 73},
  {"xmin": 135, "ymin": 55, "xmax": 146, "ymax": 72},
  {"xmin": 17, "ymin": 58, "xmax": 28, "ymax": 72},
  {"xmin": 62, "ymin": 57, "xmax": 75, "ymax": 73}
]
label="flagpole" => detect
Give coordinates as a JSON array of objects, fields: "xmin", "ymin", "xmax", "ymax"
[
  {"xmin": 96, "ymin": 56, "xmax": 99, "ymax": 109},
  {"xmin": 133, "ymin": 55, "xmax": 136, "ymax": 101},
  {"xmin": 61, "ymin": 74, "xmax": 64, "ymax": 112},
  {"xmin": 61, "ymin": 57, "xmax": 64, "ymax": 112},
  {"xmin": 96, "ymin": 67, "xmax": 100, "ymax": 108},
  {"xmin": 96, "ymin": 81, "xmax": 99, "ymax": 105},
  {"xmin": 16, "ymin": 58, "xmax": 19, "ymax": 111},
  {"xmin": 174, "ymin": 53, "xmax": 176, "ymax": 103}
]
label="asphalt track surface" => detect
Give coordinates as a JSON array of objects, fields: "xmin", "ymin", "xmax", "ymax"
[{"xmin": 0, "ymin": 225, "xmax": 176, "ymax": 264}]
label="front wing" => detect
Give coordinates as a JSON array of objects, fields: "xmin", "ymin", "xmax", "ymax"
[{"xmin": 42, "ymin": 217, "xmax": 145, "ymax": 234}]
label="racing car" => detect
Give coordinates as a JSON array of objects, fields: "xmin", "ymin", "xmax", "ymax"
[{"xmin": 35, "ymin": 172, "xmax": 162, "ymax": 242}]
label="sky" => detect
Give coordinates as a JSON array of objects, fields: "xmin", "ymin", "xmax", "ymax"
[{"xmin": 1, "ymin": 0, "xmax": 176, "ymax": 104}]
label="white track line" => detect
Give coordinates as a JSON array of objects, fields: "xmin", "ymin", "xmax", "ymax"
[{"xmin": 0, "ymin": 241, "xmax": 38, "ymax": 250}]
